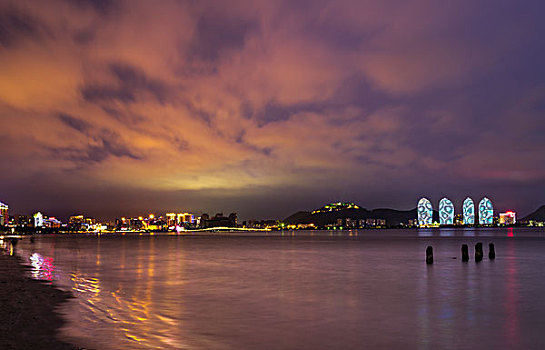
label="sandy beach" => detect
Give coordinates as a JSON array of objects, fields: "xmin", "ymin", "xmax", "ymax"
[{"xmin": 0, "ymin": 243, "xmax": 80, "ymax": 350}]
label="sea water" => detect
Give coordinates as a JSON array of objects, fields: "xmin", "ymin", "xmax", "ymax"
[{"xmin": 15, "ymin": 228, "xmax": 545, "ymax": 350}]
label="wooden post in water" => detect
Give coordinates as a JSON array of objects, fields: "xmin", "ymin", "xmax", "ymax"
[
  {"xmin": 426, "ymin": 246, "xmax": 433, "ymax": 264},
  {"xmin": 489, "ymin": 243, "xmax": 495, "ymax": 260},
  {"xmin": 475, "ymin": 242, "xmax": 483, "ymax": 262},
  {"xmin": 461, "ymin": 244, "xmax": 469, "ymax": 262}
]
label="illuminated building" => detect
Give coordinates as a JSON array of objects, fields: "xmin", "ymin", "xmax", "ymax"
[
  {"xmin": 166, "ymin": 213, "xmax": 177, "ymax": 227},
  {"xmin": 34, "ymin": 212, "xmax": 44, "ymax": 227},
  {"xmin": 228, "ymin": 213, "xmax": 237, "ymax": 226},
  {"xmin": 345, "ymin": 218, "xmax": 357, "ymax": 228},
  {"xmin": 439, "ymin": 198, "xmax": 454, "ymax": 225},
  {"xmin": 462, "ymin": 197, "xmax": 475, "ymax": 225},
  {"xmin": 454, "ymin": 214, "xmax": 464, "ymax": 225},
  {"xmin": 499, "ymin": 211, "xmax": 516, "ymax": 225},
  {"xmin": 166, "ymin": 212, "xmax": 195, "ymax": 227},
  {"xmin": 69, "ymin": 215, "xmax": 95, "ymax": 230},
  {"xmin": 14, "ymin": 215, "xmax": 32, "ymax": 227},
  {"xmin": 45, "ymin": 217, "xmax": 62, "ymax": 228},
  {"xmin": 417, "ymin": 198, "xmax": 433, "ymax": 226},
  {"xmin": 478, "ymin": 197, "xmax": 494, "ymax": 225},
  {"xmin": 366, "ymin": 218, "xmax": 386, "ymax": 227},
  {"xmin": 69, "ymin": 215, "xmax": 85, "ymax": 225},
  {"xmin": 0, "ymin": 201, "xmax": 8, "ymax": 226}
]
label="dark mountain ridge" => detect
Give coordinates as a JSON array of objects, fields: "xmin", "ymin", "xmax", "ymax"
[
  {"xmin": 284, "ymin": 207, "xmax": 420, "ymax": 226},
  {"xmin": 521, "ymin": 205, "xmax": 545, "ymax": 222}
]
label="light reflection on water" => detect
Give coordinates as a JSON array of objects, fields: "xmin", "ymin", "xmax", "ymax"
[
  {"xmin": 29, "ymin": 253, "xmax": 55, "ymax": 280},
  {"xmin": 14, "ymin": 228, "xmax": 545, "ymax": 350}
]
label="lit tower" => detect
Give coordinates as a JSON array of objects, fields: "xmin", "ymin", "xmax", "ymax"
[
  {"xmin": 439, "ymin": 198, "xmax": 454, "ymax": 225},
  {"xmin": 462, "ymin": 197, "xmax": 475, "ymax": 225},
  {"xmin": 417, "ymin": 198, "xmax": 433, "ymax": 226},
  {"xmin": 0, "ymin": 201, "xmax": 8, "ymax": 226},
  {"xmin": 478, "ymin": 197, "xmax": 494, "ymax": 225},
  {"xmin": 34, "ymin": 212, "xmax": 44, "ymax": 227}
]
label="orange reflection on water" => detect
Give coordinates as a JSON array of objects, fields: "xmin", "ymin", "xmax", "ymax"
[{"xmin": 64, "ymin": 237, "xmax": 185, "ymax": 349}]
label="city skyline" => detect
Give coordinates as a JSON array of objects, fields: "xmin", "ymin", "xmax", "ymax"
[
  {"xmin": 1, "ymin": 1, "xmax": 545, "ymax": 220},
  {"xmin": 2, "ymin": 195, "xmax": 537, "ymax": 225}
]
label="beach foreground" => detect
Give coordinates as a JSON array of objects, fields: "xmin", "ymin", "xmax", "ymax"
[{"xmin": 0, "ymin": 248, "xmax": 79, "ymax": 350}]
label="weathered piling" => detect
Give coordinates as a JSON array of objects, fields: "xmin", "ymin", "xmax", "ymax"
[
  {"xmin": 475, "ymin": 242, "xmax": 483, "ymax": 262},
  {"xmin": 426, "ymin": 246, "xmax": 433, "ymax": 264},
  {"xmin": 461, "ymin": 244, "xmax": 469, "ymax": 262},
  {"xmin": 489, "ymin": 243, "xmax": 495, "ymax": 260}
]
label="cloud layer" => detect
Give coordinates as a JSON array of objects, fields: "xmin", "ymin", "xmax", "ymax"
[{"xmin": 1, "ymin": 0, "xmax": 545, "ymax": 219}]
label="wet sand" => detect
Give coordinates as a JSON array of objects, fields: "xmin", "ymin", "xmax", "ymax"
[{"xmin": 0, "ymin": 247, "xmax": 80, "ymax": 350}]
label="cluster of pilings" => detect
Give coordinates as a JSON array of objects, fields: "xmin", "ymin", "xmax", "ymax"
[{"xmin": 426, "ymin": 243, "xmax": 495, "ymax": 264}]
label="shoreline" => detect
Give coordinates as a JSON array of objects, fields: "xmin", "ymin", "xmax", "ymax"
[{"xmin": 0, "ymin": 245, "xmax": 81, "ymax": 350}]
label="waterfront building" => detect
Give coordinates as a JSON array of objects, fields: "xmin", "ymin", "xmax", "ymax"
[
  {"xmin": 478, "ymin": 197, "xmax": 494, "ymax": 225},
  {"xmin": 462, "ymin": 197, "xmax": 475, "ymax": 225},
  {"xmin": 69, "ymin": 215, "xmax": 95, "ymax": 230},
  {"xmin": 439, "ymin": 198, "xmax": 454, "ymax": 225},
  {"xmin": 366, "ymin": 218, "xmax": 386, "ymax": 227},
  {"xmin": 499, "ymin": 211, "xmax": 516, "ymax": 225},
  {"xmin": 34, "ymin": 212, "xmax": 44, "ymax": 227},
  {"xmin": 182, "ymin": 213, "xmax": 195, "ymax": 224},
  {"xmin": 417, "ymin": 198, "xmax": 433, "ymax": 226},
  {"xmin": 166, "ymin": 213, "xmax": 177, "ymax": 227},
  {"xmin": 345, "ymin": 218, "xmax": 357, "ymax": 228},
  {"xmin": 200, "ymin": 212, "xmax": 238, "ymax": 228},
  {"xmin": 0, "ymin": 201, "xmax": 8, "ymax": 226},
  {"xmin": 44, "ymin": 217, "xmax": 62, "ymax": 228},
  {"xmin": 167, "ymin": 212, "xmax": 195, "ymax": 228},
  {"xmin": 14, "ymin": 215, "xmax": 32, "ymax": 227}
]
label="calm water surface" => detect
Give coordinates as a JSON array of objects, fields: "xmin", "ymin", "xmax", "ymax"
[{"xmin": 15, "ymin": 228, "xmax": 545, "ymax": 349}]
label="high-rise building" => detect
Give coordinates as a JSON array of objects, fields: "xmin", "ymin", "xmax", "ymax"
[
  {"xmin": 462, "ymin": 197, "xmax": 475, "ymax": 225},
  {"xmin": 0, "ymin": 201, "xmax": 8, "ymax": 226},
  {"xmin": 45, "ymin": 217, "xmax": 62, "ymax": 228},
  {"xmin": 34, "ymin": 212, "xmax": 44, "ymax": 227},
  {"xmin": 14, "ymin": 215, "xmax": 32, "ymax": 227},
  {"xmin": 417, "ymin": 198, "xmax": 433, "ymax": 226},
  {"xmin": 182, "ymin": 213, "xmax": 194, "ymax": 223},
  {"xmin": 69, "ymin": 215, "xmax": 94, "ymax": 230},
  {"xmin": 439, "ymin": 198, "xmax": 454, "ymax": 225},
  {"xmin": 166, "ymin": 213, "xmax": 177, "ymax": 227},
  {"xmin": 166, "ymin": 212, "xmax": 194, "ymax": 227},
  {"xmin": 478, "ymin": 197, "xmax": 494, "ymax": 225}
]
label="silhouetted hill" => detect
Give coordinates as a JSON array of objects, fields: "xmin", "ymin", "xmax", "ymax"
[
  {"xmin": 521, "ymin": 205, "xmax": 545, "ymax": 222},
  {"xmin": 284, "ymin": 211, "xmax": 314, "ymax": 224},
  {"xmin": 284, "ymin": 207, "xmax": 418, "ymax": 226}
]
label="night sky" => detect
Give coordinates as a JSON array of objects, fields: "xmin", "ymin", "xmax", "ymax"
[{"xmin": 1, "ymin": 0, "xmax": 545, "ymax": 220}]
